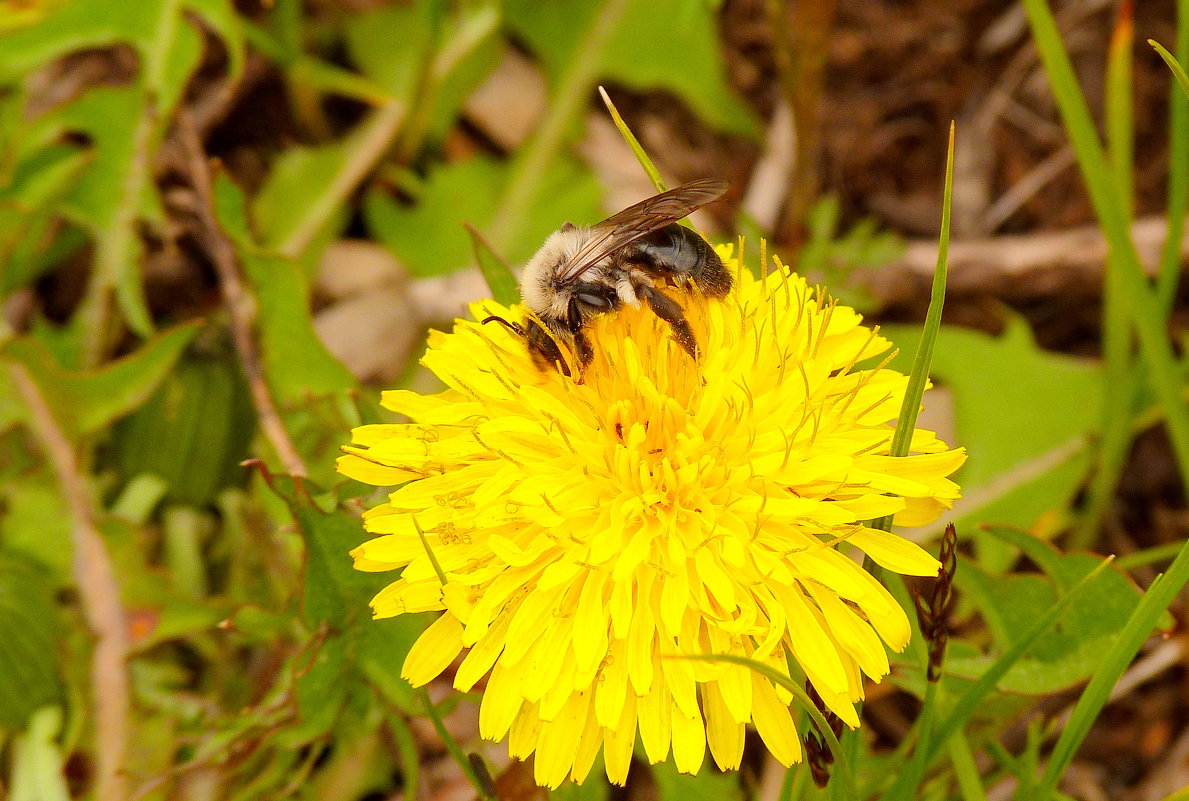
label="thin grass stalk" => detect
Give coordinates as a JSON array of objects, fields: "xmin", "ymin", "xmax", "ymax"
[
  {"xmin": 871, "ymin": 123, "xmax": 954, "ymax": 533},
  {"xmin": 1155, "ymin": 20, "xmax": 1189, "ymax": 315},
  {"xmin": 1022, "ymin": 0, "xmax": 1189, "ymax": 505},
  {"xmin": 1075, "ymin": 1, "xmax": 1137, "ymax": 547}
]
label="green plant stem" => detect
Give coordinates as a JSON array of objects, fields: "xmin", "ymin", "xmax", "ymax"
[
  {"xmin": 486, "ymin": 0, "xmax": 630, "ymax": 252},
  {"xmin": 1023, "ymin": 0, "xmax": 1189, "ymax": 502},
  {"xmin": 417, "ymin": 688, "xmax": 493, "ymax": 800},
  {"xmin": 949, "ymin": 732, "xmax": 989, "ymax": 801}
]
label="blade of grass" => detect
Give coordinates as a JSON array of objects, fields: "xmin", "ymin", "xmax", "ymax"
[
  {"xmin": 417, "ymin": 688, "xmax": 494, "ymax": 800},
  {"xmin": 1035, "ymin": 540, "xmax": 1189, "ymax": 798},
  {"xmin": 682, "ymin": 654, "xmax": 856, "ymax": 801},
  {"xmin": 465, "ymin": 222, "xmax": 520, "ymax": 307},
  {"xmin": 1022, "ymin": 0, "xmax": 1189, "ymax": 507},
  {"xmin": 1074, "ymin": 0, "xmax": 1137, "ymax": 547},
  {"xmin": 879, "ymin": 557, "xmax": 1113, "ymax": 801},
  {"xmin": 1150, "ymin": 39, "xmax": 1189, "ymax": 103},
  {"xmin": 1152, "ymin": 30, "xmax": 1189, "ymax": 317},
  {"xmin": 487, "ymin": 0, "xmax": 631, "ymax": 251},
  {"xmin": 871, "ymin": 122, "xmax": 954, "ymax": 533},
  {"xmin": 949, "ymin": 732, "xmax": 990, "ymax": 801},
  {"xmin": 598, "ymin": 86, "xmax": 668, "ymax": 193}
]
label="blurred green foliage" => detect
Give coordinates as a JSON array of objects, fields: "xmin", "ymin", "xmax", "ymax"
[{"xmin": 0, "ymin": 0, "xmax": 1186, "ymax": 800}]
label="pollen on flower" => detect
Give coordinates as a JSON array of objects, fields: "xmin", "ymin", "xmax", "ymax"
[{"xmin": 337, "ymin": 248, "xmax": 965, "ymax": 789}]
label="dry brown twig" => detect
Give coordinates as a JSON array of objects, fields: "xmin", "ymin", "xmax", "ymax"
[
  {"xmin": 173, "ymin": 112, "xmax": 308, "ymax": 478},
  {"xmin": 7, "ymin": 363, "xmax": 131, "ymax": 801}
]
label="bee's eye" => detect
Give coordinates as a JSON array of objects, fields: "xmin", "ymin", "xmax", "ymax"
[{"xmin": 560, "ymin": 222, "xmax": 576, "ymax": 232}]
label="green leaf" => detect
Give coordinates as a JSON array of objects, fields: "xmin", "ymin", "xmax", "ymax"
[
  {"xmin": 257, "ymin": 471, "xmax": 386, "ymax": 626},
  {"xmin": 9, "ymin": 707, "xmax": 70, "ymax": 801},
  {"xmin": 885, "ymin": 317, "xmax": 1102, "ymax": 570},
  {"xmin": 252, "ymin": 100, "xmax": 406, "ymax": 261},
  {"xmin": 213, "ymin": 172, "xmax": 355, "ymax": 401},
  {"xmin": 0, "ymin": 553, "xmax": 63, "ymax": 730},
  {"xmin": 505, "ymin": 0, "xmax": 757, "ymax": 137},
  {"xmin": 365, "ymin": 154, "xmax": 602, "ymax": 279},
  {"xmin": 873, "ymin": 123, "xmax": 952, "ymax": 532},
  {"xmin": 2, "ymin": 322, "xmax": 200, "ymax": 440},
  {"xmin": 110, "ymin": 343, "xmax": 257, "ymax": 507},
  {"xmin": 0, "ymin": 0, "xmax": 243, "ymax": 96},
  {"xmin": 343, "ymin": 1, "xmax": 500, "ymax": 149},
  {"xmin": 0, "ymin": 478, "xmax": 73, "ymax": 582},
  {"xmin": 1036, "ymin": 536, "xmax": 1189, "ymax": 799},
  {"xmin": 650, "ymin": 759, "xmax": 743, "ymax": 801},
  {"xmin": 0, "ymin": 145, "xmax": 91, "ymax": 294},
  {"xmin": 949, "ymin": 536, "xmax": 1144, "ymax": 694}
]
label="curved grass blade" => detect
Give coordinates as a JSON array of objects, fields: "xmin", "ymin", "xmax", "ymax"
[
  {"xmin": 680, "ymin": 653, "xmax": 856, "ymax": 800},
  {"xmin": 598, "ymin": 85, "xmax": 669, "ymax": 193}
]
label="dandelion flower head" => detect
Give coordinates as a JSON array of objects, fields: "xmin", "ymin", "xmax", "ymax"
[{"xmin": 337, "ymin": 249, "xmax": 965, "ymax": 788}]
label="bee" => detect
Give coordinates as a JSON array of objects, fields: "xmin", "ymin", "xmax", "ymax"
[{"xmin": 486, "ymin": 179, "xmax": 731, "ymax": 376}]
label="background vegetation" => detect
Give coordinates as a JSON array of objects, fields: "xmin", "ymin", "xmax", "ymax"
[{"xmin": 0, "ymin": 1, "xmax": 1187, "ymax": 799}]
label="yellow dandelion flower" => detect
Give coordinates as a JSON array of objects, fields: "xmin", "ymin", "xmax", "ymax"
[{"xmin": 337, "ymin": 250, "xmax": 965, "ymax": 789}]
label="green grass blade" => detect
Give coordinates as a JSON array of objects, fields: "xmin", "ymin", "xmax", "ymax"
[
  {"xmin": 1035, "ymin": 540, "xmax": 1189, "ymax": 798},
  {"xmin": 911, "ymin": 557, "xmax": 1113, "ymax": 772},
  {"xmin": 1107, "ymin": 2, "xmax": 1134, "ymax": 219},
  {"xmin": 872, "ymin": 122, "xmax": 954, "ymax": 533},
  {"xmin": 949, "ymin": 732, "xmax": 990, "ymax": 801},
  {"xmin": 1152, "ymin": 29, "xmax": 1189, "ymax": 317},
  {"xmin": 417, "ymin": 688, "xmax": 494, "ymax": 800},
  {"xmin": 465, "ymin": 222, "xmax": 521, "ymax": 307},
  {"xmin": 598, "ymin": 86, "xmax": 669, "ymax": 193},
  {"xmin": 1022, "ymin": 0, "xmax": 1189, "ymax": 503},
  {"xmin": 1150, "ymin": 39, "xmax": 1189, "ymax": 102},
  {"xmin": 681, "ymin": 654, "xmax": 856, "ymax": 800},
  {"xmin": 1075, "ymin": 1, "xmax": 1137, "ymax": 547}
]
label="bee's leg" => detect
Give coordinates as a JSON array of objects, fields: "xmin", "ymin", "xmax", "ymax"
[
  {"xmin": 525, "ymin": 319, "xmax": 572, "ymax": 377},
  {"xmin": 640, "ymin": 285, "xmax": 699, "ymax": 360},
  {"xmin": 566, "ymin": 296, "xmax": 596, "ymax": 369}
]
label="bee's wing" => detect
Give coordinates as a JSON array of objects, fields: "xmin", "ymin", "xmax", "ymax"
[{"xmin": 551, "ymin": 178, "xmax": 728, "ymax": 288}]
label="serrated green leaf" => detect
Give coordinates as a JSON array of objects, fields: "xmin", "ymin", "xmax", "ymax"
[
  {"xmin": 257, "ymin": 471, "xmax": 387, "ymax": 626},
  {"xmin": 0, "ymin": 0, "xmax": 243, "ymax": 94},
  {"xmin": 0, "ymin": 553, "xmax": 63, "ymax": 730},
  {"xmin": 949, "ymin": 540, "xmax": 1142, "ymax": 694},
  {"xmin": 505, "ymin": 0, "xmax": 757, "ymax": 137},
  {"xmin": 885, "ymin": 317, "xmax": 1102, "ymax": 570},
  {"xmin": 365, "ymin": 154, "xmax": 602, "ymax": 279},
  {"xmin": 2, "ymin": 322, "xmax": 200, "ymax": 440},
  {"xmin": 213, "ymin": 172, "xmax": 355, "ymax": 400}
]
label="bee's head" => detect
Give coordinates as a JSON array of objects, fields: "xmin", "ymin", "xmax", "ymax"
[{"xmin": 521, "ymin": 227, "xmax": 588, "ymax": 320}]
